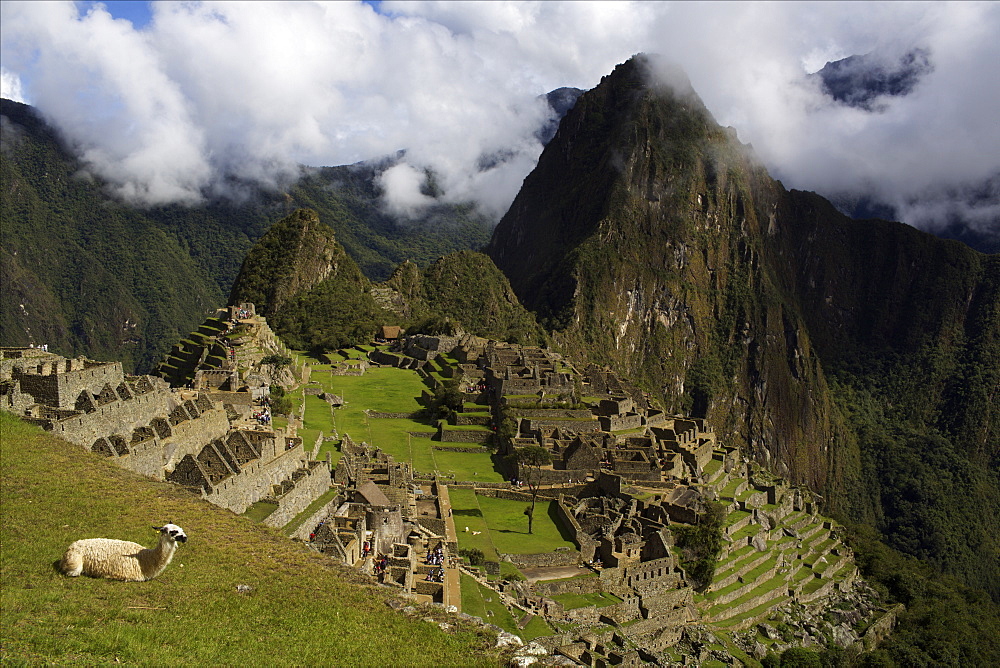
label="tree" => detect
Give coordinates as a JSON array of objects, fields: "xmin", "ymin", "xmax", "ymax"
[
  {"xmin": 427, "ymin": 377, "xmax": 463, "ymax": 420},
  {"xmin": 513, "ymin": 446, "xmax": 552, "ymax": 534},
  {"xmin": 260, "ymin": 354, "xmax": 292, "ymax": 369}
]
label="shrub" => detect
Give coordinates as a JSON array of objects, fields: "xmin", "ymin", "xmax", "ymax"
[{"xmin": 460, "ymin": 548, "xmax": 485, "ymax": 566}]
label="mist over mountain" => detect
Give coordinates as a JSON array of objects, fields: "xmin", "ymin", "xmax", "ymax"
[
  {"xmin": 3, "ymin": 1, "xmax": 997, "ymax": 246},
  {"xmin": 815, "ymin": 49, "xmax": 934, "ymax": 111}
]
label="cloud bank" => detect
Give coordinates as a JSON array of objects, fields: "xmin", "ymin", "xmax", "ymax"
[{"xmin": 1, "ymin": 1, "xmax": 997, "ymax": 237}]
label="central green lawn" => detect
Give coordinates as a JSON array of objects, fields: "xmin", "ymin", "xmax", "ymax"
[
  {"xmin": 302, "ymin": 365, "xmax": 509, "ymax": 481},
  {"xmin": 449, "ymin": 488, "xmax": 500, "ymax": 561},
  {"xmin": 318, "ymin": 366, "xmax": 427, "ymax": 414},
  {"xmin": 449, "ymin": 491, "xmax": 577, "ymax": 556},
  {"xmin": 430, "ymin": 449, "xmax": 505, "ymax": 483}
]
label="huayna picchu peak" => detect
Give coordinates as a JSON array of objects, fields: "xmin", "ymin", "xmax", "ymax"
[{"xmin": 3, "ymin": 49, "xmax": 999, "ymax": 667}]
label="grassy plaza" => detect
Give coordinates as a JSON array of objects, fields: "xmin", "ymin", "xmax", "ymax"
[
  {"xmin": 449, "ymin": 488, "xmax": 578, "ymax": 557},
  {"xmin": 295, "ymin": 360, "xmax": 509, "ymax": 482}
]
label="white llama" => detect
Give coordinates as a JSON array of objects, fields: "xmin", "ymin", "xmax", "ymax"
[{"xmin": 60, "ymin": 523, "xmax": 188, "ymax": 582}]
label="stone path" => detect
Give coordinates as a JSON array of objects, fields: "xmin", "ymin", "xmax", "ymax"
[
  {"xmin": 520, "ymin": 564, "xmax": 593, "ymax": 583},
  {"xmin": 441, "ymin": 485, "xmax": 463, "ymax": 609}
]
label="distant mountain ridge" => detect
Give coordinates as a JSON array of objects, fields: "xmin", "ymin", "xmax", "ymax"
[{"xmin": 0, "ymin": 98, "xmax": 491, "ymax": 371}]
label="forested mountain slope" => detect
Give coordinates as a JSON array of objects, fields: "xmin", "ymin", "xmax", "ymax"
[
  {"xmin": 0, "ymin": 99, "xmax": 489, "ymax": 372},
  {"xmin": 228, "ymin": 210, "xmax": 543, "ymax": 351}
]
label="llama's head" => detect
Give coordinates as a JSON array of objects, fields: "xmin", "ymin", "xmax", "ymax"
[{"xmin": 154, "ymin": 523, "xmax": 188, "ymax": 544}]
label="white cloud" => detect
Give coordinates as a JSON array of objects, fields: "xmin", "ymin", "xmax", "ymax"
[
  {"xmin": 378, "ymin": 162, "xmax": 435, "ymax": 218},
  {"xmin": 0, "ymin": 1, "xmax": 997, "ymax": 236},
  {"xmin": 0, "ymin": 67, "xmax": 25, "ymax": 103}
]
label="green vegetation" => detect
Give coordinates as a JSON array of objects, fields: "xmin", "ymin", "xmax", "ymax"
[
  {"xmin": 459, "ymin": 574, "xmax": 551, "ymax": 642},
  {"xmin": 0, "ymin": 101, "xmax": 491, "ymax": 373},
  {"xmin": 510, "ymin": 445, "xmax": 552, "ymax": 534},
  {"xmin": 843, "ymin": 522, "xmax": 1000, "ymax": 667},
  {"xmin": 449, "ymin": 489, "xmax": 576, "ymax": 556},
  {"xmin": 671, "ymin": 502, "xmax": 726, "ymax": 591},
  {"xmin": 243, "ymin": 500, "xmax": 278, "ymax": 523},
  {"xmin": 0, "ymin": 414, "xmax": 499, "ymax": 666}
]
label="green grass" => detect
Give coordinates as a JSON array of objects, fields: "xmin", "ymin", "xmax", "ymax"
[
  {"xmin": 430, "ymin": 450, "xmax": 505, "ymax": 483},
  {"xmin": 449, "ymin": 489, "xmax": 501, "ymax": 561},
  {"xmin": 0, "ymin": 414, "xmax": 500, "ymax": 667},
  {"xmin": 319, "ymin": 366, "xmax": 428, "ymax": 414},
  {"xmin": 474, "ymin": 495, "xmax": 577, "ymax": 555},
  {"xmin": 303, "ymin": 394, "xmax": 335, "ymax": 438},
  {"xmin": 459, "ymin": 575, "xmax": 551, "ymax": 642},
  {"xmin": 282, "ymin": 488, "xmax": 340, "ymax": 536},
  {"xmin": 243, "ymin": 500, "xmax": 278, "ymax": 523}
]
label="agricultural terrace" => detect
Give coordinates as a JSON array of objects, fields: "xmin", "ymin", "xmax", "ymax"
[{"xmin": 301, "ymin": 361, "xmax": 506, "ymax": 481}]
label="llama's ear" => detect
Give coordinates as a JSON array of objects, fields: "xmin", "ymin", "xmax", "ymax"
[{"xmin": 153, "ymin": 525, "xmax": 163, "ymax": 531}]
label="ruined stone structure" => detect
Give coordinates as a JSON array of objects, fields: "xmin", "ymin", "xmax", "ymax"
[{"xmin": 1, "ymin": 346, "xmax": 331, "ymax": 520}]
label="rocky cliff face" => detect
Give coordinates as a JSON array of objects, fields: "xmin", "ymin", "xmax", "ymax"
[
  {"xmin": 488, "ymin": 55, "xmax": 836, "ymax": 490},
  {"xmin": 487, "ymin": 55, "xmax": 998, "ymax": 501}
]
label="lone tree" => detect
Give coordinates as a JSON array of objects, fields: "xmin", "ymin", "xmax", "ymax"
[
  {"xmin": 428, "ymin": 377, "xmax": 464, "ymax": 421},
  {"xmin": 513, "ymin": 446, "xmax": 552, "ymax": 534}
]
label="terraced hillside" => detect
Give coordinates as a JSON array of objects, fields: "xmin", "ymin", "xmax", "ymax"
[
  {"xmin": 696, "ymin": 449, "xmax": 861, "ymax": 634},
  {"xmin": 155, "ymin": 310, "xmax": 300, "ymax": 389}
]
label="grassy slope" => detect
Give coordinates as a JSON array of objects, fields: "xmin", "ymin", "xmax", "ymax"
[{"xmin": 0, "ymin": 414, "xmax": 499, "ymax": 667}]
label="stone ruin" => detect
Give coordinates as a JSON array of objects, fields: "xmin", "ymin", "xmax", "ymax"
[{"xmin": 0, "ymin": 346, "xmax": 330, "ymax": 524}]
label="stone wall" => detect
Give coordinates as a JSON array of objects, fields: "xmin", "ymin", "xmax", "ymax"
[
  {"xmin": 524, "ymin": 418, "xmax": 599, "ymax": 433},
  {"xmin": 599, "ymin": 414, "xmax": 643, "ymax": 432},
  {"xmin": 438, "ymin": 428, "xmax": 492, "ymax": 444},
  {"xmin": 500, "ymin": 549, "xmax": 580, "ymax": 568},
  {"xmin": 289, "ymin": 494, "xmax": 345, "ymax": 541},
  {"xmin": 263, "ymin": 461, "xmax": 333, "ymax": 529},
  {"xmin": 206, "ymin": 436, "xmax": 309, "ymax": 514},
  {"xmin": 509, "ymin": 408, "xmax": 594, "ymax": 419},
  {"xmin": 15, "ymin": 360, "xmax": 125, "ymax": 410},
  {"xmin": 555, "ymin": 495, "xmax": 599, "ymax": 561},
  {"xmin": 532, "ymin": 574, "xmax": 603, "ymax": 597}
]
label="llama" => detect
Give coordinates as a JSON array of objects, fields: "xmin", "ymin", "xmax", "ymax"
[{"xmin": 61, "ymin": 523, "xmax": 188, "ymax": 582}]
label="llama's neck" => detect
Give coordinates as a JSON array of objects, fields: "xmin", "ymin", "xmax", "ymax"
[{"xmin": 143, "ymin": 535, "xmax": 178, "ymax": 578}]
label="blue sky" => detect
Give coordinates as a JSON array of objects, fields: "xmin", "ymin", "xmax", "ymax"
[
  {"xmin": 79, "ymin": 1, "xmax": 153, "ymax": 28},
  {"xmin": 2, "ymin": 1, "xmax": 998, "ymax": 236}
]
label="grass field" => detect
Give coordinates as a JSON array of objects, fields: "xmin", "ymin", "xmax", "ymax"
[
  {"xmin": 449, "ymin": 489, "xmax": 577, "ymax": 556},
  {"xmin": 0, "ymin": 414, "xmax": 500, "ymax": 667},
  {"xmin": 297, "ymin": 365, "xmax": 508, "ymax": 481}
]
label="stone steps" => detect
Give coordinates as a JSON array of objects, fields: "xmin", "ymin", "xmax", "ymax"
[{"xmin": 707, "ymin": 572, "xmax": 788, "ymax": 622}]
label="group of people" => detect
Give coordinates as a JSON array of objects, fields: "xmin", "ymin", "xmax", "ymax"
[
  {"xmin": 425, "ymin": 567, "xmax": 445, "ymax": 582},
  {"xmin": 509, "ymin": 478, "xmax": 525, "ymax": 488},
  {"xmin": 373, "ymin": 554, "xmax": 389, "ymax": 576},
  {"xmin": 426, "ymin": 546, "xmax": 445, "ymax": 566},
  {"xmin": 252, "ymin": 408, "xmax": 271, "ymax": 425}
]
